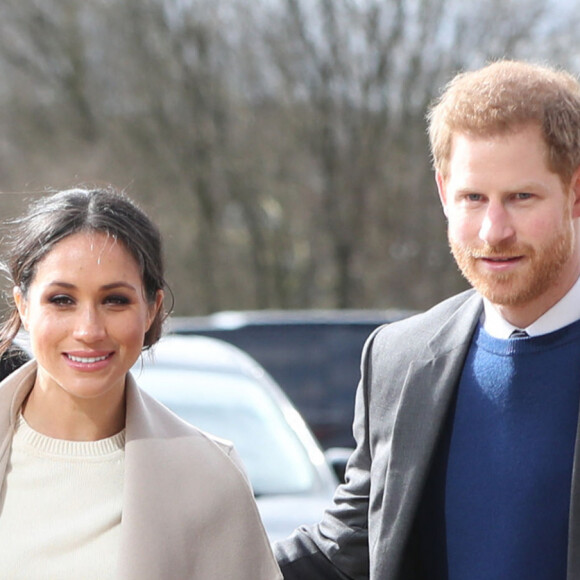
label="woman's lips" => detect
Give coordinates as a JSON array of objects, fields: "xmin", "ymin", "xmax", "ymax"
[{"xmin": 63, "ymin": 351, "xmax": 114, "ymax": 370}]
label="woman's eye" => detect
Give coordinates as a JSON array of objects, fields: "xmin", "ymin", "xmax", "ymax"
[
  {"xmin": 49, "ymin": 295, "xmax": 74, "ymax": 306},
  {"xmin": 105, "ymin": 295, "xmax": 131, "ymax": 306}
]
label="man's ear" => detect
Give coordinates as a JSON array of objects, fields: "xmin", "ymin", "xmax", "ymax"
[
  {"xmin": 570, "ymin": 166, "xmax": 580, "ymax": 219},
  {"xmin": 436, "ymin": 171, "xmax": 449, "ymax": 218},
  {"xmin": 13, "ymin": 287, "xmax": 28, "ymax": 331}
]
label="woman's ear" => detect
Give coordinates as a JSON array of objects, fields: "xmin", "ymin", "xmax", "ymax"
[
  {"xmin": 147, "ymin": 290, "xmax": 164, "ymax": 331},
  {"xmin": 13, "ymin": 286, "xmax": 28, "ymax": 331}
]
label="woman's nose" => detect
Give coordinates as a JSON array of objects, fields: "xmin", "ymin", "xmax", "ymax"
[{"xmin": 72, "ymin": 306, "xmax": 106, "ymax": 342}]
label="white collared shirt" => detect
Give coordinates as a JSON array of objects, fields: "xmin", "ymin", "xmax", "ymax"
[{"xmin": 483, "ymin": 274, "xmax": 580, "ymax": 339}]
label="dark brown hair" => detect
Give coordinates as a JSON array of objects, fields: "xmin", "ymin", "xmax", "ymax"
[{"xmin": 0, "ymin": 186, "xmax": 170, "ymax": 357}]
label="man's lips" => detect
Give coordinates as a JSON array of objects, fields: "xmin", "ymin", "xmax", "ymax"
[
  {"xmin": 476, "ymin": 254, "xmax": 525, "ymax": 270},
  {"xmin": 480, "ymin": 256, "xmax": 522, "ymax": 262}
]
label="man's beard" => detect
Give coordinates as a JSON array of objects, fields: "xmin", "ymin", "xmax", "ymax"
[{"xmin": 449, "ymin": 224, "xmax": 575, "ymax": 306}]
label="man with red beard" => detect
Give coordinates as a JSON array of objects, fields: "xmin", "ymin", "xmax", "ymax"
[{"xmin": 275, "ymin": 60, "xmax": 580, "ymax": 580}]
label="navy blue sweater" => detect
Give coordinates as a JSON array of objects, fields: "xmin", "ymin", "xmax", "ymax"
[{"xmin": 417, "ymin": 319, "xmax": 580, "ymax": 579}]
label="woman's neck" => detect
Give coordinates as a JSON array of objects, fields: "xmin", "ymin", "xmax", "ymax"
[{"xmin": 21, "ymin": 380, "xmax": 126, "ymax": 441}]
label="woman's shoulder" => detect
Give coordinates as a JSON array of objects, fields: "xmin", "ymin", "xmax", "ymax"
[
  {"xmin": 129, "ymin": 380, "xmax": 231, "ymax": 445},
  {"xmin": 127, "ymin": 379, "xmax": 258, "ymax": 511},
  {"xmin": 126, "ymin": 377, "xmax": 248, "ymax": 474}
]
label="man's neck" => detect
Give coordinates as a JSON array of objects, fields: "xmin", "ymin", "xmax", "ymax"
[{"xmin": 484, "ymin": 271, "xmax": 580, "ymax": 336}]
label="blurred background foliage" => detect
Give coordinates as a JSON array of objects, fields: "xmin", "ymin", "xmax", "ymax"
[{"xmin": 0, "ymin": 0, "xmax": 576, "ymax": 314}]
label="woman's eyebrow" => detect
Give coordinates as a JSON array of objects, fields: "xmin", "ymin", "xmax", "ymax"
[{"xmin": 45, "ymin": 281, "xmax": 138, "ymax": 292}]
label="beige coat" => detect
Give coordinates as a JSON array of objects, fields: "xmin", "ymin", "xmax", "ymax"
[{"xmin": 0, "ymin": 361, "xmax": 282, "ymax": 580}]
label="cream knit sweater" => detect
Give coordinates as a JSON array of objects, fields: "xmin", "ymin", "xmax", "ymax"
[{"xmin": 0, "ymin": 415, "xmax": 125, "ymax": 579}]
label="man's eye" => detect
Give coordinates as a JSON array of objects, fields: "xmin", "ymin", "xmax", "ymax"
[
  {"xmin": 516, "ymin": 192, "xmax": 533, "ymax": 200},
  {"xmin": 466, "ymin": 193, "xmax": 482, "ymax": 202}
]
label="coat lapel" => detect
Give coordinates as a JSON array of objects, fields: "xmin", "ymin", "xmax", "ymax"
[
  {"xmin": 116, "ymin": 376, "xmax": 181, "ymax": 579},
  {"xmin": 0, "ymin": 362, "xmax": 36, "ymax": 477},
  {"xmin": 379, "ymin": 293, "xmax": 483, "ymax": 573}
]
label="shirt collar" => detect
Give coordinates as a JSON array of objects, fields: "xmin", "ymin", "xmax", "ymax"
[{"xmin": 483, "ymin": 274, "xmax": 580, "ymax": 339}]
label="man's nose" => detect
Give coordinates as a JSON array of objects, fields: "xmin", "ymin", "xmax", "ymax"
[{"xmin": 479, "ymin": 201, "xmax": 515, "ymax": 246}]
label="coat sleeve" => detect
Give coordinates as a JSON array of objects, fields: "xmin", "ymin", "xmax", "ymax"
[
  {"xmin": 274, "ymin": 329, "xmax": 381, "ymax": 580},
  {"xmin": 274, "ymin": 291, "xmax": 480, "ymax": 579}
]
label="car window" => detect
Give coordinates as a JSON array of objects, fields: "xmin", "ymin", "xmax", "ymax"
[{"xmin": 133, "ymin": 366, "xmax": 319, "ymax": 496}]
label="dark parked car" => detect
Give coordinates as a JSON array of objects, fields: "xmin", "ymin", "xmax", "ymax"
[
  {"xmin": 168, "ymin": 309, "xmax": 416, "ymax": 449},
  {"xmin": 132, "ymin": 334, "xmax": 340, "ymax": 542}
]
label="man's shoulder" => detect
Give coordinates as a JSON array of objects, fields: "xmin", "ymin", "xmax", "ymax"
[{"xmin": 371, "ymin": 288, "xmax": 481, "ymax": 348}]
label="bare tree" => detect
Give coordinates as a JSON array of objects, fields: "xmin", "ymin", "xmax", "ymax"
[{"xmin": 0, "ymin": 0, "xmax": 577, "ymax": 314}]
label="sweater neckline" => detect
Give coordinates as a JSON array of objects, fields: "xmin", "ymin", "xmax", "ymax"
[
  {"xmin": 474, "ymin": 316, "xmax": 580, "ymax": 356},
  {"xmin": 15, "ymin": 414, "xmax": 126, "ymax": 457}
]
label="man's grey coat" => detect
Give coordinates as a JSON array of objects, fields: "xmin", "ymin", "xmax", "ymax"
[{"xmin": 275, "ymin": 289, "xmax": 580, "ymax": 579}]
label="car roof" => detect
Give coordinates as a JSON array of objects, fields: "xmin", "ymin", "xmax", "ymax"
[
  {"xmin": 140, "ymin": 334, "xmax": 299, "ymax": 412},
  {"xmin": 168, "ymin": 308, "xmax": 417, "ymax": 332},
  {"xmin": 144, "ymin": 333, "xmax": 267, "ymax": 376}
]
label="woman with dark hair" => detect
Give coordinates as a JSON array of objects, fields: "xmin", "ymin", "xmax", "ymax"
[{"xmin": 0, "ymin": 187, "xmax": 281, "ymax": 579}]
